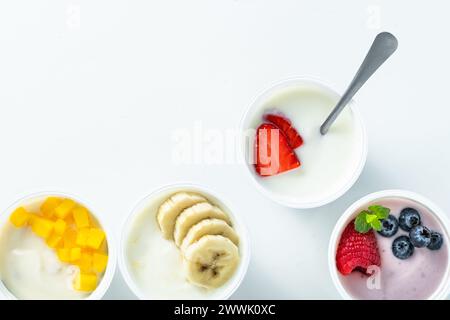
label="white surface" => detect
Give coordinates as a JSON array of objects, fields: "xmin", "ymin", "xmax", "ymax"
[{"xmin": 0, "ymin": 0, "xmax": 449, "ymax": 299}]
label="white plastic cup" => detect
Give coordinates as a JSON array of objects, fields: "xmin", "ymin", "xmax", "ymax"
[
  {"xmin": 328, "ymin": 190, "xmax": 450, "ymax": 300},
  {"xmin": 0, "ymin": 191, "xmax": 116, "ymax": 300},
  {"xmin": 240, "ymin": 77, "xmax": 368, "ymax": 208},
  {"xmin": 118, "ymin": 182, "xmax": 250, "ymax": 300}
]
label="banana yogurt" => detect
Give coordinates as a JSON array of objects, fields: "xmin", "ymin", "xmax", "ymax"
[{"xmin": 121, "ymin": 186, "xmax": 245, "ymax": 299}]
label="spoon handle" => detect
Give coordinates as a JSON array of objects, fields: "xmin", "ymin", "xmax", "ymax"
[{"xmin": 320, "ymin": 32, "xmax": 398, "ymax": 135}]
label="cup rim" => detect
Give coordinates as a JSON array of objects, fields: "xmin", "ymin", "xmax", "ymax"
[
  {"xmin": 118, "ymin": 181, "xmax": 251, "ymax": 300},
  {"xmin": 0, "ymin": 191, "xmax": 117, "ymax": 300},
  {"xmin": 328, "ymin": 189, "xmax": 450, "ymax": 300},
  {"xmin": 239, "ymin": 76, "xmax": 368, "ymax": 209}
]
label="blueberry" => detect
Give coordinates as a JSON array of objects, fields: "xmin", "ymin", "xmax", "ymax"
[
  {"xmin": 398, "ymin": 208, "xmax": 421, "ymax": 231},
  {"xmin": 392, "ymin": 235, "xmax": 414, "ymax": 259},
  {"xmin": 427, "ymin": 231, "xmax": 444, "ymax": 250},
  {"xmin": 409, "ymin": 225, "xmax": 432, "ymax": 248},
  {"xmin": 377, "ymin": 215, "xmax": 399, "ymax": 237}
]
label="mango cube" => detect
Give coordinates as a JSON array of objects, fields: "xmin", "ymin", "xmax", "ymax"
[
  {"xmin": 77, "ymin": 252, "xmax": 93, "ymax": 272},
  {"xmin": 54, "ymin": 219, "xmax": 67, "ymax": 236},
  {"xmin": 70, "ymin": 247, "xmax": 82, "ymax": 262},
  {"xmin": 54, "ymin": 199, "xmax": 76, "ymax": 219},
  {"xmin": 9, "ymin": 207, "xmax": 31, "ymax": 227},
  {"xmin": 93, "ymin": 253, "xmax": 108, "ymax": 273},
  {"xmin": 73, "ymin": 207, "xmax": 90, "ymax": 228},
  {"xmin": 65, "ymin": 213, "xmax": 75, "ymax": 226},
  {"xmin": 63, "ymin": 228, "xmax": 77, "ymax": 248},
  {"xmin": 31, "ymin": 216, "xmax": 54, "ymax": 239},
  {"xmin": 46, "ymin": 234, "xmax": 63, "ymax": 248},
  {"xmin": 76, "ymin": 228, "xmax": 90, "ymax": 247},
  {"xmin": 57, "ymin": 248, "xmax": 71, "ymax": 262},
  {"xmin": 74, "ymin": 273, "xmax": 97, "ymax": 292},
  {"xmin": 86, "ymin": 228, "xmax": 106, "ymax": 250},
  {"xmin": 40, "ymin": 197, "xmax": 62, "ymax": 218}
]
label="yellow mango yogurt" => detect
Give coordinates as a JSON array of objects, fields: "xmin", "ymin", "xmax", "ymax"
[{"xmin": 0, "ymin": 193, "xmax": 112, "ymax": 299}]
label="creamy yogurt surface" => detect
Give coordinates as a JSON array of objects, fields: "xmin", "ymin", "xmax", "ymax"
[
  {"xmin": 245, "ymin": 82, "xmax": 365, "ymax": 205},
  {"xmin": 339, "ymin": 197, "xmax": 449, "ymax": 300},
  {"xmin": 124, "ymin": 188, "xmax": 242, "ymax": 299},
  {"xmin": 0, "ymin": 197, "xmax": 87, "ymax": 300}
]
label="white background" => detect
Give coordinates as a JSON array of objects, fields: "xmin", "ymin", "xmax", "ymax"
[{"xmin": 0, "ymin": 0, "xmax": 449, "ymax": 299}]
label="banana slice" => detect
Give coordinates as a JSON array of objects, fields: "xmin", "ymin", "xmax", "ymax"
[
  {"xmin": 183, "ymin": 235, "xmax": 239, "ymax": 288},
  {"xmin": 180, "ymin": 218, "xmax": 239, "ymax": 252},
  {"xmin": 174, "ymin": 202, "xmax": 231, "ymax": 247},
  {"xmin": 157, "ymin": 192, "xmax": 207, "ymax": 240}
]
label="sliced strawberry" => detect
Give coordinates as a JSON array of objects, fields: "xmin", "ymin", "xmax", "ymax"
[
  {"xmin": 254, "ymin": 123, "xmax": 300, "ymax": 176},
  {"xmin": 263, "ymin": 112, "xmax": 303, "ymax": 149},
  {"xmin": 336, "ymin": 221, "xmax": 381, "ymax": 276}
]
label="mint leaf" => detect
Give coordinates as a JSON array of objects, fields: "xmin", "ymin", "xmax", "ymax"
[
  {"xmin": 369, "ymin": 205, "xmax": 390, "ymax": 219},
  {"xmin": 353, "ymin": 205, "xmax": 391, "ymax": 233},
  {"xmin": 355, "ymin": 212, "xmax": 371, "ymax": 233},
  {"xmin": 365, "ymin": 213, "xmax": 378, "ymax": 223},
  {"xmin": 370, "ymin": 219, "xmax": 382, "ymax": 231}
]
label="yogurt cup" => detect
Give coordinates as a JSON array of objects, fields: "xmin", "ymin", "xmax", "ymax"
[
  {"xmin": 0, "ymin": 192, "xmax": 116, "ymax": 300},
  {"xmin": 119, "ymin": 183, "xmax": 250, "ymax": 300},
  {"xmin": 240, "ymin": 77, "xmax": 367, "ymax": 208},
  {"xmin": 329, "ymin": 190, "xmax": 450, "ymax": 300}
]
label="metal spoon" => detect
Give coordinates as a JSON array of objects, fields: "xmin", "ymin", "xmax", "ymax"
[{"xmin": 320, "ymin": 32, "xmax": 398, "ymax": 135}]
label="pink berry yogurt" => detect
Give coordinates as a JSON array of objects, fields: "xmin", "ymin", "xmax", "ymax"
[{"xmin": 337, "ymin": 197, "xmax": 449, "ymax": 300}]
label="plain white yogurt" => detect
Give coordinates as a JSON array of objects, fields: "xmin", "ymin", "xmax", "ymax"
[
  {"xmin": 120, "ymin": 184, "xmax": 250, "ymax": 300},
  {"xmin": 241, "ymin": 79, "xmax": 366, "ymax": 208},
  {"xmin": 0, "ymin": 227, "xmax": 87, "ymax": 300}
]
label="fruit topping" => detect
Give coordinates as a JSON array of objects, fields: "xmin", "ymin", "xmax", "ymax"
[
  {"xmin": 54, "ymin": 199, "xmax": 76, "ymax": 219},
  {"xmin": 93, "ymin": 253, "xmax": 109, "ymax": 273},
  {"xmin": 428, "ymin": 231, "xmax": 444, "ymax": 250},
  {"xmin": 398, "ymin": 208, "xmax": 421, "ymax": 231},
  {"xmin": 157, "ymin": 192, "xmax": 207, "ymax": 240},
  {"xmin": 74, "ymin": 273, "xmax": 98, "ymax": 292},
  {"xmin": 31, "ymin": 216, "xmax": 55, "ymax": 239},
  {"xmin": 54, "ymin": 219, "xmax": 67, "ymax": 236},
  {"xmin": 254, "ymin": 123, "xmax": 300, "ymax": 176},
  {"xmin": 350, "ymin": 205, "xmax": 444, "ymax": 261},
  {"xmin": 392, "ymin": 235, "xmax": 414, "ymax": 259},
  {"xmin": 86, "ymin": 228, "xmax": 106, "ymax": 250},
  {"xmin": 173, "ymin": 202, "xmax": 231, "ymax": 247},
  {"xmin": 40, "ymin": 197, "xmax": 62, "ymax": 218},
  {"xmin": 354, "ymin": 205, "xmax": 390, "ymax": 233},
  {"xmin": 336, "ymin": 221, "xmax": 381, "ymax": 275},
  {"xmin": 409, "ymin": 225, "xmax": 432, "ymax": 248},
  {"xmin": 8, "ymin": 197, "xmax": 108, "ymax": 292},
  {"xmin": 263, "ymin": 112, "xmax": 304, "ymax": 148},
  {"xmin": 377, "ymin": 215, "xmax": 399, "ymax": 238},
  {"xmin": 9, "ymin": 207, "xmax": 31, "ymax": 227},
  {"xmin": 183, "ymin": 235, "xmax": 239, "ymax": 288},
  {"xmin": 157, "ymin": 192, "xmax": 240, "ymax": 289},
  {"xmin": 180, "ymin": 218, "xmax": 239, "ymax": 252},
  {"xmin": 73, "ymin": 207, "xmax": 90, "ymax": 228}
]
